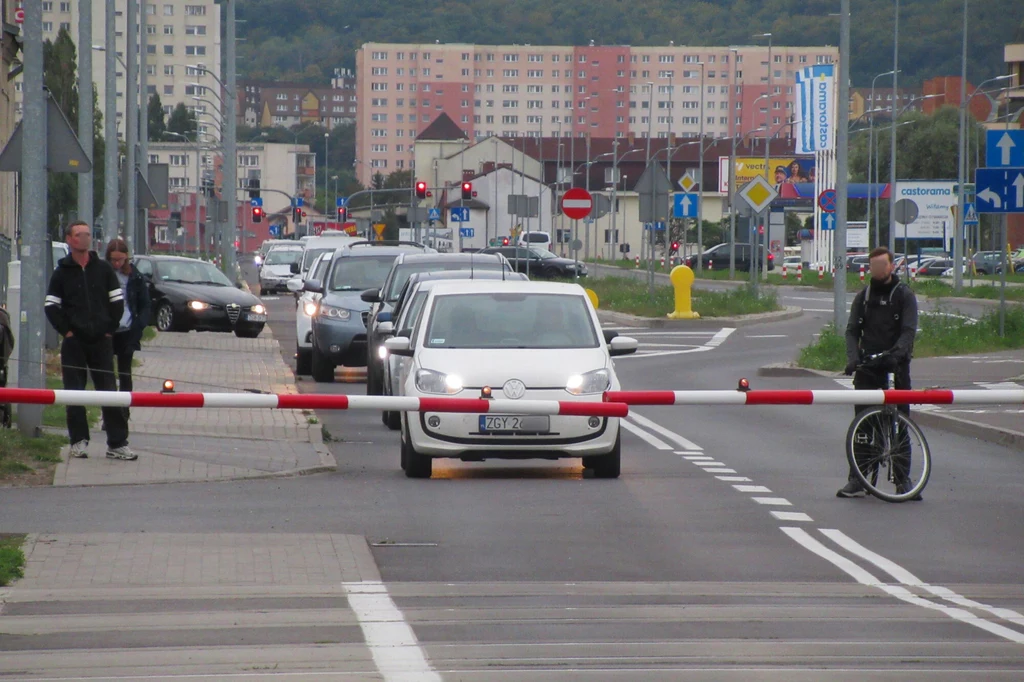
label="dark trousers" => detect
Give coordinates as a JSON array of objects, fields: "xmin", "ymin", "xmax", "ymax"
[
  {"xmin": 61, "ymin": 335, "xmax": 128, "ymax": 448},
  {"xmin": 849, "ymin": 364, "xmax": 911, "ymax": 482},
  {"xmin": 112, "ymin": 331, "xmax": 135, "ymax": 393}
]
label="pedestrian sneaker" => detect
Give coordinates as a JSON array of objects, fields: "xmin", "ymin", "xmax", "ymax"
[
  {"xmin": 836, "ymin": 480, "xmax": 866, "ymax": 498},
  {"xmin": 106, "ymin": 445, "xmax": 138, "ymax": 461},
  {"xmin": 69, "ymin": 440, "xmax": 90, "ymax": 458}
]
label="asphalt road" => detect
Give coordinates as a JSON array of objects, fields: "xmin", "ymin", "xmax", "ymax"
[{"xmin": 2, "ymin": 259, "xmax": 1023, "ymax": 679}]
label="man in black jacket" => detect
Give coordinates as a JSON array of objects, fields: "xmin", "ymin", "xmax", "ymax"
[
  {"xmin": 839, "ymin": 246, "xmax": 918, "ymax": 499},
  {"xmin": 45, "ymin": 221, "xmax": 136, "ymax": 460}
]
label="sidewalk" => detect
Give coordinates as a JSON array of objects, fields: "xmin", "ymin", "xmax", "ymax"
[{"xmin": 52, "ymin": 328, "xmax": 336, "ymax": 486}]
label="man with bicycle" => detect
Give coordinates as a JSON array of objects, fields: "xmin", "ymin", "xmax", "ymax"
[{"xmin": 838, "ymin": 246, "xmax": 919, "ymax": 499}]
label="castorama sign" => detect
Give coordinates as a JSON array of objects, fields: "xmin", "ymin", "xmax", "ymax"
[
  {"xmin": 795, "ymin": 65, "xmax": 836, "ymax": 154},
  {"xmin": 894, "ymin": 181, "xmax": 957, "ymax": 240}
]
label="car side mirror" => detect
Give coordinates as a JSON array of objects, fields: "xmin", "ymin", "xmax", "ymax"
[
  {"xmin": 361, "ymin": 288, "xmax": 382, "ymax": 304},
  {"xmin": 602, "ymin": 330, "xmax": 619, "ymax": 345},
  {"xmin": 376, "ymin": 311, "xmax": 392, "ymax": 323},
  {"xmin": 384, "ymin": 336, "xmax": 413, "ymax": 357},
  {"xmin": 303, "ymin": 279, "xmax": 323, "ymax": 294},
  {"xmin": 289, "ymin": 262, "xmax": 300, "ymax": 274},
  {"xmin": 609, "ymin": 336, "xmax": 638, "ymax": 357},
  {"xmin": 377, "ymin": 321, "xmax": 395, "ymax": 335},
  {"xmin": 286, "ymin": 278, "xmax": 303, "ymax": 293}
]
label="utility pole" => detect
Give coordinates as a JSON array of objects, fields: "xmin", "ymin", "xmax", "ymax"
[
  {"xmin": 18, "ymin": 0, "xmax": 46, "ymax": 435},
  {"xmin": 888, "ymin": 0, "xmax": 900, "ymax": 253},
  {"xmin": 953, "ymin": 0, "xmax": 969, "ymax": 292},
  {"xmin": 77, "ymin": 0, "xmax": 93, "ymax": 228},
  {"xmin": 103, "ymin": 0, "xmax": 117, "ymax": 245},
  {"xmin": 834, "ymin": 0, "xmax": 851, "ymax": 330},
  {"xmin": 139, "ymin": 2, "xmax": 149, "ymax": 254},
  {"xmin": 125, "ymin": 0, "xmax": 138, "ymax": 250},
  {"xmin": 223, "ymin": 0, "xmax": 239, "ymax": 274}
]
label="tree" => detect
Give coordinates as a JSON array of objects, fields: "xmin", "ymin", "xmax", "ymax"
[
  {"xmin": 148, "ymin": 94, "xmax": 167, "ymax": 141},
  {"xmin": 43, "ymin": 27, "xmax": 80, "ymax": 238},
  {"xmin": 166, "ymin": 102, "xmax": 198, "ymax": 139}
]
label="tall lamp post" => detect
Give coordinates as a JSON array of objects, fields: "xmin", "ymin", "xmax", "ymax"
[
  {"xmin": 754, "ymin": 32, "xmax": 773, "ymax": 283},
  {"xmin": 867, "ymin": 70, "xmax": 897, "ymax": 247}
]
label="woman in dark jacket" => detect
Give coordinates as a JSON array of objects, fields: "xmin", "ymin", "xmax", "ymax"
[{"xmin": 105, "ymin": 239, "xmax": 152, "ymax": 417}]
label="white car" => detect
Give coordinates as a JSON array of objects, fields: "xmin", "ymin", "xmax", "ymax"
[
  {"xmin": 285, "ymin": 235, "xmax": 364, "ymax": 300},
  {"xmin": 258, "ymin": 244, "xmax": 304, "ymax": 294},
  {"xmin": 287, "ymin": 251, "xmax": 333, "ymax": 375},
  {"xmin": 254, "ymin": 239, "xmax": 292, "ymax": 268},
  {"xmin": 384, "ymin": 280, "xmax": 638, "ymax": 479}
]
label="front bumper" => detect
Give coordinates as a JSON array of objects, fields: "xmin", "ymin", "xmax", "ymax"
[
  {"xmin": 187, "ymin": 305, "xmax": 266, "ymax": 333},
  {"xmin": 259, "ymin": 276, "xmax": 290, "ymax": 293},
  {"xmin": 311, "ymin": 316, "xmax": 368, "ymax": 365}
]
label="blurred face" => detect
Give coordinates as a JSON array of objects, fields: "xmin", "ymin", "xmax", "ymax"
[
  {"xmin": 775, "ymin": 170, "xmax": 787, "ymax": 183},
  {"xmin": 108, "ymin": 251, "xmax": 129, "ymax": 272},
  {"xmin": 869, "ymin": 254, "xmax": 894, "ymax": 281},
  {"xmin": 67, "ymin": 224, "xmax": 92, "ymax": 253}
]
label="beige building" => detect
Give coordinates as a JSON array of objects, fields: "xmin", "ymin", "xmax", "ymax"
[
  {"xmin": 355, "ymin": 41, "xmax": 839, "ymax": 186},
  {"xmin": 16, "ymin": 1, "xmax": 222, "ymax": 136},
  {"xmin": 1, "ymin": 0, "xmax": 18, "ymax": 246}
]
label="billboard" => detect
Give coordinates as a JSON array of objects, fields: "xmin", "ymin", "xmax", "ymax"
[
  {"xmin": 718, "ymin": 156, "xmax": 817, "ymax": 194},
  {"xmin": 893, "ymin": 181, "xmax": 956, "ymax": 240},
  {"xmin": 795, "ymin": 65, "xmax": 837, "ymax": 154}
]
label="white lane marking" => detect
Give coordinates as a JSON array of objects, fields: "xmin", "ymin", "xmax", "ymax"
[
  {"xmin": 820, "ymin": 529, "xmax": 1024, "ymax": 630},
  {"xmin": 781, "ymin": 528, "xmax": 1024, "ymax": 644},
  {"xmin": 692, "ymin": 461, "xmax": 727, "ymax": 467},
  {"xmin": 733, "ymin": 485, "xmax": 772, "ymax": 493},
  {"xmin": 746, "ymin": 334, "xmax": 789, "ymax": 339},
  {"xmin": 629, "ymin": 412, "xmax": 703, "ymax": 451},
  {"xmin": 682, "ymin": 455, "xmax": 713, "ymax": 460},
  {"xmin": 833, "ymin": 378, "xmax": 855, "ymax": 390},
  {"xmin": 707, "ymin": 328, "xmax": 736, "ymax": 348},
  {"xmin": 619, "ymin": 328, "xmax": 735, "ymax": 360},
  {"xmin": 703, "ymin": 468, "xmax": 738, "ymax": 474},
  {"xmin": 619, "ymin": 331, "xmax": 717, "ymax": 337},
  {"xmin": 716, "ymin": 475, "xmax": 752, "ymax": 482},
  {"xmin": 674, "ymin": 450, "xmax": 704, "ymax": 456},
  {"xmin": 979, "ymin": 381, "xmax": 1024, "ymax": 391},
  {"xmin": 620, "ymin": 419, "xmax": 672, "ymax": 450},
  {"xmin": 804, "ymin": 308, "xmax": 838, "ymax": 313},
  {"xmin": 751, "ymin": 497, "xmax": 793, "ymax": 506},
  {"xmin": 343, "ymin": 581, "xmax": 441, "ymax": 681},
  {"xmin": 772, "ymin": 511, "xmax": 813, "ymax": 522}
]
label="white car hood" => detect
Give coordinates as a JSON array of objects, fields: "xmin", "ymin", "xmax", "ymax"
[
  {"xmin": 415, "ymin": 347, "xmax": 610, "ymax": 389},
  {"xmin": 262, "ymin": 264, "xmax": 294, "ymax": 278}
]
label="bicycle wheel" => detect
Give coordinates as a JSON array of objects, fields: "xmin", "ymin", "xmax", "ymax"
[{"xmin": 845, "ymin": 407, "xmax": 931, "ymax": 503}]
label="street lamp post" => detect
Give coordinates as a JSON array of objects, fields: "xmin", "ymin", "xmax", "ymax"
[
  {"xmin": 729, "ymin": 47, "xmax": 739, "ymax": 280},
  {"xmin": 868, "ymin": 70, "xmax": 897, "ymax": 247},
  {"xmin": 755, "ymin": 32, "xmax": 773, "ymax": 284},
  {"xmin": 889, "ymin": 0, "xmax": 901, "ymax": 253},
  {"xmin": 324, "ymin": 132, "xmax": 330, "ymax": 216}
]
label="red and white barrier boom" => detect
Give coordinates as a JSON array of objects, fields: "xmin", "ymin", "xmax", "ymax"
[
  {"xmin": 604, "ymin": 388, "xmax": 1024, "ymax": 406},
  {"xmin": 0, "ymin": 388, "xmax": 628, "ymax": 417}
]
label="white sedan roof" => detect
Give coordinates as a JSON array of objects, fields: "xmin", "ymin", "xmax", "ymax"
[{"xmin": 425, "ymin": 280, "xmax": 590, "ymax": 297}]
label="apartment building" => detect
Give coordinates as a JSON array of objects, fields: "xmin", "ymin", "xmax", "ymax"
[
  {"xmin": 17, "ymin": 1, "xmax": 222, "ymax": 136},
  {"xmin": 354, "ymin": 41, "xmax": 839, "ymax": 185},
  {"xmin": 238, "ymin": 76, "xmax": 357, "ymax": 130}
]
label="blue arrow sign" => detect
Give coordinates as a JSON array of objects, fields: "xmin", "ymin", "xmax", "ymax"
[
  {"xmin": 450, "ymin": 207, "xmax": 470, "ymax": 222},
  {"xmin": 643, "ymin": 222, "xmax": 666, "ymax": 231},
  {"xmin": 336, "ymin": 197, "xmax": 347, "ymax": 208},
  {"xmin": 986, "ymin": 130, "xmax": 1024, "ymax": 168},
  {"xmin": 295, "ymin": 197, "xmax": 303, "ymax": 208},
  {"xmin": 427, "ymin": 207, "xmax": 441, "ymax": 221},
  {"xmin": 821, "ymin": 213, "xmax": 836, "ymax": 231},
  {"xmin": 673, "ymin": 193, "xmax": 699, "ymax": 218},
  {"xmin": 268, "ymin": 224, "xmax": 281, "ymax": 238},
  {"xmin": 250, "ymin": 197, "xmax": 263, "ymax": 207},
  {"xmin": 459, "ymin": 227, "xmax": 475, "ymax": 238},
  {"xmin": 975, "ymin": 167, "xmax": 1024, "ymax": 214}
]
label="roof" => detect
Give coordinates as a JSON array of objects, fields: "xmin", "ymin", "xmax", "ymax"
[
  {"xmin": 425, "ymin": 280, "xmax": 589, "ymax": 296},
  {"xmin": 408, "ymin": 271, "xmax": 526, "ymax": 288},
  {"xmin": 398, "ymin": 252, "xmax": 504, "ymax": 264},
  {"xmin": 416, "ymin": 113, "xmax": 467, "ymax": 141},
  {"xmin": 301, "ymin": 235, "xmax": 363, "ymax": 246},
  {"xmin": 337, "ymin": 244, "xmax": 426, "ymax": 258}
]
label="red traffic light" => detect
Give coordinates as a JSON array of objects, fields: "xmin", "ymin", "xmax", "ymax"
[
  {"xmin": 251, "ymin": 206, "xmax": 264, "ymax": 223},
  {"xmin": 670, "ymin": 241, "xmax": 679, "ymax": 251},
  {"xmin": 501, "ymin": 237, "xmax": 509, "ymax": 246},
  {"xmin": 415, "ymin": 181, "xmax": 427, "ymax": 199},
  {"xmin": 461, "ymin": 181, "xmax": 473, "ymax": 201}
]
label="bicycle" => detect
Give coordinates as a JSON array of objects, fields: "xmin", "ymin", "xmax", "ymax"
[{"xmin": 844, "ymin": 352, "xmax": 931, "ymax": 503}]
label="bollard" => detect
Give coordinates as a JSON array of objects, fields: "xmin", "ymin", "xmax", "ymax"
[
  {"xmin": 660, "ymin": 256, "xmax": 665, "ymax": 269},
  {"xmin": 910, "ymin": 264, "xmax": 917, "ymax": 281},
  {"xmin": 782, "ymin": 263, "xmax": 788, "ymax": 279},
  {"xmin": 797, "ymin": 263, "xmax": 803, "ymax": 283},
  {"xmin": 666, "ymin": 265, "xmax": 700, "ymax": 319},
  {"xmin": 818, "ymin": 264, "xmax": 824, "ymax": 281},
  {"xmin": 635, "ymin": 255, "xmax": 640, "ymax": 269},
  {"xmin": 859, "ymin": 264, "xmax": 865, "ymax": 283},
  {"xmin": 708, "ymin": 259, "xmax": 713, "ymax": 271}
]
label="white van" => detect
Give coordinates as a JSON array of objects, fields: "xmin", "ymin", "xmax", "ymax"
[{"xmin": 518, "ymin": 232, "xmax": 552, "ymax": 249}]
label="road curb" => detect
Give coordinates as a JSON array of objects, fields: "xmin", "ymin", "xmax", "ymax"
[
  {"xmin": 757, "ymin": 364, "xmax": 837, "ymax": 378},
  {"xmin": 308, "ymin": 423, "xmax": 338, "ymax": 470},
  {"xmin": 600, "ymin": 306, "xmax": 802, "ymax": 330},
  {"xmin": 589, "ymin": 263, "xmax": 748, "ymax": 290}
]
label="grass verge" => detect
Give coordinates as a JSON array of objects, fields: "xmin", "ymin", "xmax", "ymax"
[
  {"xmin": 0, "ymin": 427, "xmax": 64, "ymax": 485},
  {"xmin": 567, "ymin": 276, "xmax": 780, "ymax": 318},
  {"xmin": 0, "ymin": 534, "xmax": 27, "ymax": 586},
  {"xmin": 798, "ymin": 305, "xmax": 1024, "ymax": 372}
]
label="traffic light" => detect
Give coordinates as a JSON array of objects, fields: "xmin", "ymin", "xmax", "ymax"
[
  {"xmin": 337, "ymin": 206, "xmax": 347, "ymax": 222},
  {"xmin": 292, "ymin": 206, "xmax": 302, "ymax": 223},
  {"xmin": 501, "ymin": 237, "xmax": 510, "ymax": 246},
  {"xmin": 251, "ymin": 206, "xmax": 264, "ymax": 223},
  {"xmin": 248, "ymin": 178, "xmax": 260, "ymax": 200},
  {"xmin": 461, "ymin": 181, "xmax": 473, "ymax": 201},
  {"xmin": 415, "ymin": 181, "xmax": 427, "ymax": 199},
  {"xmin": 670, "ymin": 241, "xmax": 680, "ymax": 254}
]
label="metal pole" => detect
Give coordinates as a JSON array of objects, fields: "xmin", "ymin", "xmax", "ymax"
[
  {"xmin": 195, "ymin": 143, "xmax": 201, "ymax": 255},
  {"xmin": 646, "ymin": 82, "xmax": 654, "ymax": 298},
  {"xmin": 585, "ymin": 134, "xmax": 591, "ymax": 261},
  {"xmin": 17, "ymin": 0, "xmax": 47, "ymax": 435},
  {"xmin": 763, "ymin": 36, "xmax": 772, "ymax": 283},
  {"xmin": 697, "ymin": 67, "xmax": 705, "ymax": 273},
  {"xmin": 953, "ymin": 0, "xmax": 968, "ymax": 292},
  {"xmin": 139, "ymin": 3, "xmax": 149, "ymax": 254},
  {"xmin": 224, "ymin": 0, "xmax": 238, "ymax": 273},
  {"xmin": 325, "ymin": 133, "xmax": 330, "ymax": 218},
  {"xmin": 77, "ymin": 0, "xmax": 94, "ymax": 228},
  {"xmin": 834, "ymin": 0, "xmax": 851, "ymax": 329},
  {"xmin": 729, "ymin": 49, "xmax": 738, "ymax": 280},
  {"xmin": 611, "ymin": 139, "xmax": 619, "ymax": 265},
  {"xmin": 888, "ymin": 0, "xmax": 900, "ymax": 253},
  {"xmin": 125, "ymin": 0, "xmax": 138, "ymax": 250},
  {"xmin": 103, "ymin": 0, "xmax": 117, "ymax": 244}
]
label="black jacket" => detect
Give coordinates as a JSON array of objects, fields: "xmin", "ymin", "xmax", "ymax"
[
  {"xmin": 845, "ymin": 274, "xmax": 918, "ymax": 367},
  {"xmin": 116, "ymin": 264, "xmax": 152, "ymax": 350},
  {"xmin": 45, "ymin": 251, "xmax": 125, "ymax": 343}
]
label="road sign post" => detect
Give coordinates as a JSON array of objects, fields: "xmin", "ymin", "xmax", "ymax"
[{"xmin": 561, "ymin": 188, "xmax": 593, "ymax": 274}]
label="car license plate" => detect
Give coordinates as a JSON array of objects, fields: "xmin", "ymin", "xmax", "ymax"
[
  {"xmin": 246, "ymin": 313, "xmax": 267, "ymax": 322},
  {"xmin": 478, "ymin": 415, "xmax": 550, "ymax": 433}
]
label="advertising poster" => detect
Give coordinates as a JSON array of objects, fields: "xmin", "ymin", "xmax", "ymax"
[{"xmin": 719, "ymin": 156, "xmax": 817, "ymax": 194}]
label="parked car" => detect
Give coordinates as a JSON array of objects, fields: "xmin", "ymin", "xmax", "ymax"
[
  {"xmin": 684, "ymin": 243, "xmax": 774, "ymax": 272},
  {"xmin": 288, "ymin": 251, "xmax": 334, "ymax": 375},
  {"xmin": 479, "ymin": 245, "xmax": 587, "ymax": 279},
  {"xmin": 972, "ymin": 251, "xmax": 1005, "ymax": 275},
  {"xmin": 517, "ymin": 231, "xmax": 552, "ymax": 249},
  {"xmin": 914, "ymin": 258, "xmax": 954, "ymax": 277},
  {"xmin": 134, "ymin": 255, "xmax": 266, "ymax": 337},
  {"xmin": 258, "ymin": 244, "xmax": 304, "ymax": 294}
]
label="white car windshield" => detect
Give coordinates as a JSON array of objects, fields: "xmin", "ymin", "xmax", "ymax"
[
  {"xmin": 302, "ymin": 247, "xmax": 334, "ymax": 271},
  {"xmin": 157, "ymin": 260, "xmax": 233, "ymax": 286},
  {"xmin": 386, "ymin": 262, "xmax": 506, "ymax": 301},
  {"xmin": 329, "ymin": 256, "xmax": 397, "ymax": 292},
  {"xmin": 264, "ymin": 249, "xmax": 302, "ymax": 266},
  {"xmin": 424, "ymin": 292, "xmax": 599, "ymax": 349}
]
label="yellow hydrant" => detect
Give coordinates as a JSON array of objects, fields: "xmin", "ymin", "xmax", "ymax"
[{"xmin": 667, "ymin": 265, "xmax": 700, "ymax": 319}]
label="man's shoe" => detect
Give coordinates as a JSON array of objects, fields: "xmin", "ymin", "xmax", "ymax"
[
  {"xmin": 106, "ymin": 445, "xmax": 137, "ymax": 461},
  {"xmin": 896, "ymin": 481, "xmax": 923, "ymax": 501},
  {"xmin": 836, "ymin": 480, "xmax": 866, "ymax": 498},
  {"xmin": 69, "ymin": 440, "xmax": 89, "ymax": 458}
]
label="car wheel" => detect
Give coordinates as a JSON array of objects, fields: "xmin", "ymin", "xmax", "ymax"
[
  {"xmin": 155, "ymin": 302, "xmax": 177, "ymax": 332},
  {"xmin": 383, "ymin": 409, "xmax": 401, "ymax": 431},
  {"xmin": 295, "ymin": 345, "xmax": 312, "ymax": 375},
  {"xmin": 234, "ymin": 327, "xmax": 262, "ymax": 339},
  {"xmin": 403, "ymin": 431, "xmax": 432, "ymax": 479},
  {"xmin": 583, "ymin": 432, "xmax": 621, "ymax": 479},
  {"xmin": 311, "ymin": 346, "xmax": 335, "ymax": 383}
]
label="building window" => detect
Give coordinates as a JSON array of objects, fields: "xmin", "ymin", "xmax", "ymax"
[
  {"xmin": 42, "ymin": 22, "xmax": 53, "ymax": 32},
  {"xmin": 163, "ymin": 85, "xmax": 173, "ymax": 95},
  {"xmin": 163, "ymin": 4, "xmax": 173, "ymax": 15},
  {"xmin": 185, "ymin": 5, "xmax": 206, "ymax": 16},
  {"xmin": 169, "ymin": 154, "xmax": 189, "ymax": 167},
  {"xmin": 372, "ymin": 51, "xmax": 388, "ymax": 60},
  {"xmin": 185, "ymin": 24, "xmax": 207, "ymax": 35},
  {"xmin": 163, "ymin": 45, "xmax": 174, "ymax": 55},
  {"xmin": 186, "ymin": 46, "xmax": 207, "ymax": 56}
]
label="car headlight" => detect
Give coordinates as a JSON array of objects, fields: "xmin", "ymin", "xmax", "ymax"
[
  {"xmin": 377, "ymin": 345, "xmax": 389, "ymax": 360},
  {"xmin": 415, "ymin": 369, "xmax": 463, "ymax": 395},
  {"xmin": 188, "ymin": 300, "xmax": 211, "ymax": 311},
  {"xmin": 250, "ymin": 304, "xmax": 266, "ymax": 315},
  {"xmin": 254, "ymin": 255, "xmax": 263, "ymax": 265},
  {"xmin": 318, "ymin": 303, "xmax": 351, "ymax": 320},
  {"xmin": 565, "ymin": 368, "xmax": 610, "ymax": 396},
  {"xmin": 303, "ymin": 301, "xmax": 319, "ymax": 317}
]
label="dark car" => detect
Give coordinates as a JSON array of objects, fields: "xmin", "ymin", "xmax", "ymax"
[
  {"xmin": 479, "ymin": 245, "xmax": 587, "ymax": 279},
  {"xmin": 307, "ymin": 243, "xmax": 428, "ymax": 382},
  {"xmin": 134, "ymin": 255, "xmax": 267, "ymax": 338},
  {"xmin": 361, "ymin": 252, "xmax": 513, "ymax": 395},
  {"xmin": 684, "ymin": 243, "xmax": 774, "ymax": 272},
  {"xmin": 915, "ymin": 258, "xmax": 955, "ymax": 277}
]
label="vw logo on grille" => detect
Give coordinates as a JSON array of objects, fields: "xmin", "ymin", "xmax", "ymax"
[{"xmin": 502, "ymin": 379, "xmax": 526, "ymax": 400}]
